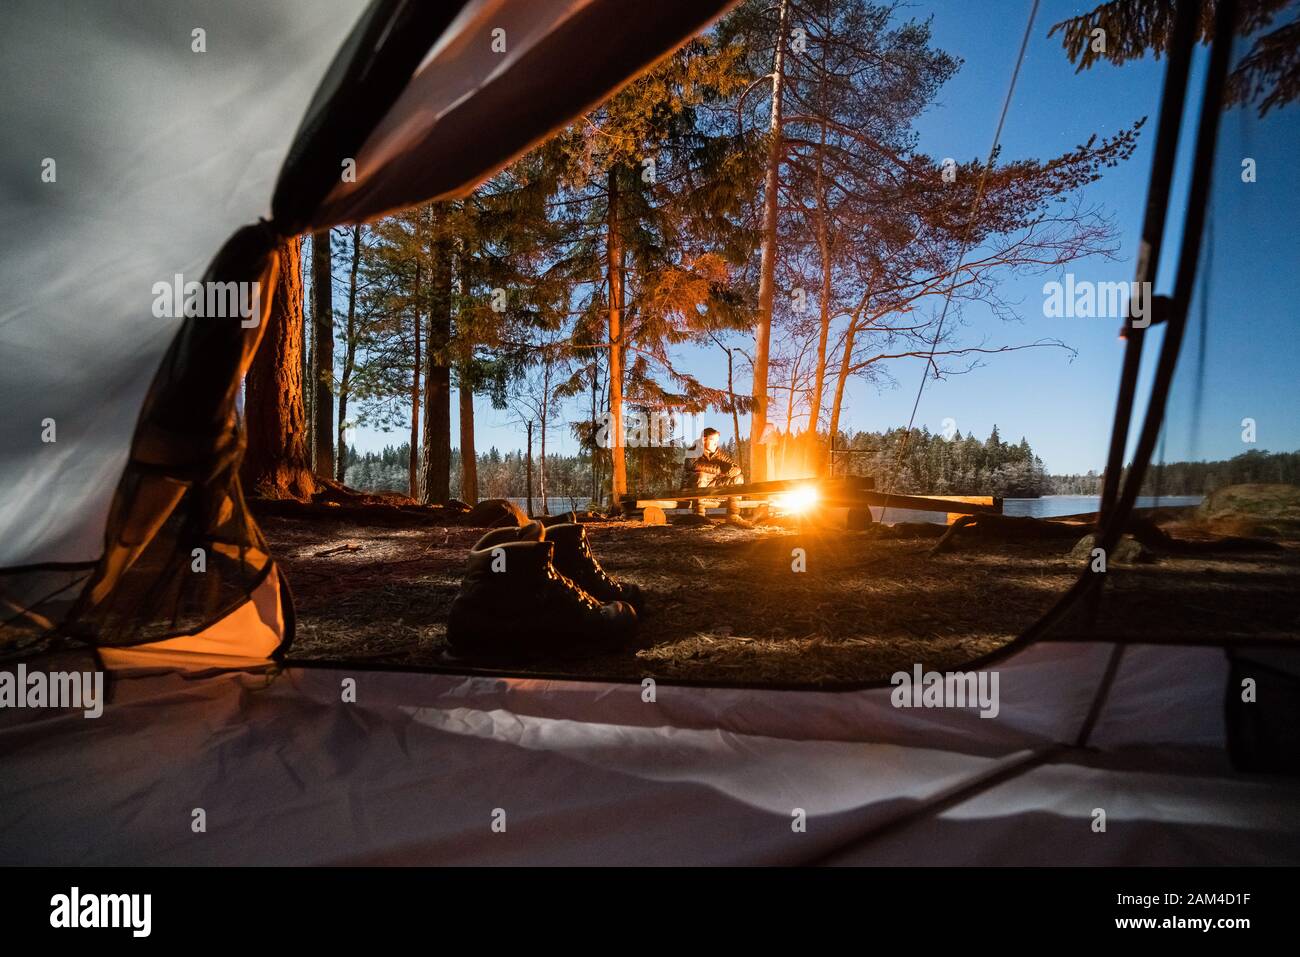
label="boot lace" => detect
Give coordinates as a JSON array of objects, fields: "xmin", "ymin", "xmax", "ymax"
[
  {"xmin": 545, "ymin": 562, "xmax": 602, "ymax": 612},
  {"xmin": 577, "ymin": 537, "xmax": 620, "ymax": 593}
]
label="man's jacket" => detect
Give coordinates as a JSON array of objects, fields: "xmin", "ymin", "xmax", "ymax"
[{"xmin": 682, "ymin": 448, "xmax": 741, "ymax": 487}]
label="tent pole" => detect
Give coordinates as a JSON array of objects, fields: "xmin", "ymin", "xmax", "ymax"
[
  {"xmin": 1095, "ymin": 0, "xmax": 1200, "ymax": 530},
  {"xmin": 1095, "ymin": 0, "xmax": 1238, "ymax": 560}
]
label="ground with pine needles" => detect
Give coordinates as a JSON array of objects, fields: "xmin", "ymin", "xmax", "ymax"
[{"xmin": 264, "ymin": 503, "xmax": 1300, "ymax": 688}]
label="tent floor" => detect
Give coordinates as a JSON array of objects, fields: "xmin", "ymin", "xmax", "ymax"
[
  {"xmin": 263, "ymin": 511, "xmax": 1300, "ymax": 687},
  {"xmin": 5, "ymin": 642, "xmax": 1299, "ymax": 865}
]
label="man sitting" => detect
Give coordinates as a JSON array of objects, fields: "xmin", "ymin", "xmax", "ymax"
[{"xmin": 682, "ymin": 427, "xmax": 743, "ymax": 517}]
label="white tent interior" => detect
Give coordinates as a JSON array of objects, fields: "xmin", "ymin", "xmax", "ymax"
[{"xmin": 3, "ymin": 641, "xmax": 1298, "ymax": 864}]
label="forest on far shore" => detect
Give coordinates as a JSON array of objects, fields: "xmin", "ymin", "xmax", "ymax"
[{"xmin": 340, "ymin": 426, "xmax": 1300, "ymax": 504}]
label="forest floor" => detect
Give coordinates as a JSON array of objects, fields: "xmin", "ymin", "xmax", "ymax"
[{"xmin": 262, "ymin": 499, "xmax": 1300, "ymax": 688}]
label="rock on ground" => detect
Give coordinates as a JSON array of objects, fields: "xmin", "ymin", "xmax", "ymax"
[
  {"xmin": 465, "ymin": 498, "xmax": 528, "ymax": 527},
  {"xmin": 1069, "ymin": 533, "xmax": 1150, "ymax": 564},
  {"xmin": 1196, "ymin": 483, "xmax": 1300, "ymax": 538}
]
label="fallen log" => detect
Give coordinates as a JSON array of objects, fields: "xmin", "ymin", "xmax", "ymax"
[
  {"xmin": 250, "ymin": 498, "xmax": 449, "ymax": 526},
  {"xmin": 929, "ymin": 511, "xmax": 1285, "ymax": 557},
  {"xmin": 929, "ymin": 514, "xmax": 1082, "ymax": 555}
]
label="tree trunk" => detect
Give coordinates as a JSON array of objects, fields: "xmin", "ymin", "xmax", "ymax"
[
  {"xmin": 242, "ymin": 236, "xmax": 315, "ymax": 500},
  {"xmin": 607, "ymin": 166, "xmax": 627, "ymax": 511},
  {"xmin": 809, "ymin": 229, "xmax": 832, "ymax": 474},
  {"xmin": 828, "ymin": 314, "xmax": 858, "ymax": 460},
  {"xmin": 458, "ymin": 369, "xmax": 477, "ymax": 504},
  {"xmin": 409, "ymin": 262, "xmax": 421, "ymax": 500},
  {"xmin": 302, "ymin": 293, "xmax": 312, "ymax": 454},
  {"xmin": 749, "ymin": 0, "xmax": 789, "ymax": 483},
  {"xmin": 422, "ymin": 208, "xmax": 452, "ymax": 505},
  {"xmin": 781, "ymin": 347, "xmax": 803, "ymax": 477},
  {"xmin": 726, "ymin": 346, "xmax": 742, "ymax": 452},
  {"xmin": 598, "ymin": 361, "xmax": 608, "ymax": 505},
  {"xmin": 310, "ymin": 228, "xmax": 334, "ymax": 478},
  {"xmin": 304, "ymin": 289, "xmax": 314, "ymax": 449},
  {"xmin": 539, "ymin": 363, "xmax": 550, "ymax": 514},
  {"xmin": 525, "ymin": 421, "xmax": 534, "ymax": 517},
  {"xmin": 336, "ymin": 225, "xmax": 361, "ymax": 482},
  {"xmin": 590, "ymin": 358, "xmax": 599, "ymax": 504},
  {"xmin": 808, "ymin": 22, "xmax": 832, "ymax": 475}
]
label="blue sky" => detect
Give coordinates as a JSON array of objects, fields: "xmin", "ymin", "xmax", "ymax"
[{"xmin": 349, "ymin": 0, "xmax": 1299, "ymax": 476}]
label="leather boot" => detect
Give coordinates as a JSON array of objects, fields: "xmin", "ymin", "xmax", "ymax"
[
  {"xmin": 538, "ymin": 511, "xmax": 577, "ymax": 528},
  {"xmin": 544, "ymin": 522, "xmax": 645, "ymax": 614},
  {"xmin": 446, "ymin": 522, "xmax": 637, "ymax": 659}
]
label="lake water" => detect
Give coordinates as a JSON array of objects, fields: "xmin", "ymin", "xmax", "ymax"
[
  {"xmin": 1002, "ymin": 495, "xmax": 1203, "ymax": 518},
  {"xmin": 508, "ymin": 497, "xmax": 598, "ymax": 515},
  {"xmin": 511, "ymin": 494, "xmax": 1205, "ymax": 524}
]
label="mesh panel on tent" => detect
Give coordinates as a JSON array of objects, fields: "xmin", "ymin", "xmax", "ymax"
[
  {"xmin": 1080, "ymin": 4, "xmax": 1300, "ymax": 650},
  {"xmin": 1157, "ymin": 85, "xmax": 1299, "ymax": 496}
]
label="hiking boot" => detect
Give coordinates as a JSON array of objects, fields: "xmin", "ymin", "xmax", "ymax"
[
  {"xmin": 538, "ymin": 511, "xmax": 577, "ymax": 528},
  {"xmin": 446, "ymin": 522, "xmax": 637, "ymax": 660},
  {"xmin": 544, "ymin": 521, "xmax": 645, "ymax": 614}
]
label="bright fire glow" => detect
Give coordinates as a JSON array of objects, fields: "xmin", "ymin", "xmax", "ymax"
[{"xmin": 775, "ymin": 485, "xmax": 820, "ymax": 514}]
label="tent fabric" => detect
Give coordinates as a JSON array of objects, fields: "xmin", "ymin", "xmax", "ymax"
[
  {"xmin": 0, "ymin": 0, "xmax": 370, "ymax": 658},
  {"xmin": 49, "ymin": 224, "xmax": 282, "ymax": 654},
  {"xmin": 305, "ymin": 0, "xmax": 742, "ymax": 226},
  {"xmin": 96, "ymin": 568, "xmax": 285, "ymax": 670},
  {"xmin": 2, "ymin": 640, "xmax": 1297, "ymax": 865},
  {"xmin": 0, "ymin": 0, "xmax": 373, "ymax": 569}
]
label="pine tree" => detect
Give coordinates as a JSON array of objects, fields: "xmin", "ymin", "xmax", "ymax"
[
  {"xmin": 309, "ymin": 228, "xmax": 335, "ymax": 479},
  {"xmin": 336, "ymin": 225, "xmax": 364, "ymax": 481},
  {"xmin": 547, "ymin": 35, "xmax": 761, "ymax": 506}
]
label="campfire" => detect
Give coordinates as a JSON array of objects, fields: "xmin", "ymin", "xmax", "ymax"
[{"xmin": 770, "ymin": 483, "xmax": 821, "ymax": 516}]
